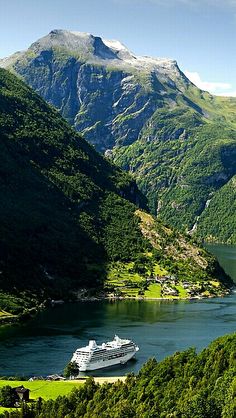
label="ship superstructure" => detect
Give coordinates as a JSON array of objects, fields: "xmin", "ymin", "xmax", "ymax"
[{"xmin": 71, "ymin": 335, "xmax": 139, "ymax": 371}]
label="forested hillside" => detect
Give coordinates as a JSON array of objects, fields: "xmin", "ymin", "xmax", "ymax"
[
  {"xmin": 1, "ymin": 333, "xmax": 235, "ymax": 417},
  {"xmin": 0, "ymin": 67, "xmax": 147, "ymax": 315},
  {"xmin": 0, "ymin": 68, "xmax": 231, "ymax": 318},
  {"xmin": 114, "ymin": 102, "xmax": 236, "ymax": 243}
]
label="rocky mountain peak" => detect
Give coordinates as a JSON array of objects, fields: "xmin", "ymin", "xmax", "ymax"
[
  {"xmin": 28, "ymin": 29, "xmax": 119, "ymax": 61},
  {"xmin": 23, "ymin": 29, "xmax": 181, "ymax": 75},
  {"xmin": 0, "ymin": 28, "xmax": 191, "ymax": 155},
  {"xmin": 28, "ymin": 29, "xmax": 135, "ymax": 61}
]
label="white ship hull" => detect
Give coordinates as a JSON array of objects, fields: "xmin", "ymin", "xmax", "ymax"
[
  {"xmin": 79, "ymin": 350, "xmax": 137, "ymax": 371},
  {"xmin": 71, "ymin": 335, "xmax": 139, "ymax": 372}
]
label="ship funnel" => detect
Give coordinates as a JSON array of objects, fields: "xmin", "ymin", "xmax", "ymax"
[
  {"xmin": 88, "ymin": 340, "xmax": 97, "ymax": 349},
  {"xmin": 114, "ymin": 335, "xmax": 121, "ymax": 343}
]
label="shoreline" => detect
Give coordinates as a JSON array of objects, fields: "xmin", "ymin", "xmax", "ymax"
[
  {"xmin": 75, "ymin": 289, "xmax": 232, "ymax": 303},
  {"xmin": 0, "ymin": 287, "xmax": 233, "ymax": 328}
]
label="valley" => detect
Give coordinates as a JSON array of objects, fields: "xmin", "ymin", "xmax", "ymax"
[
  {"xmin": 0, "ymin": 67, "xmax": 231, "ymax": 322},
  {"xmin": 0, "ymin": 22, "xmax": 235, "ymax": 418}
]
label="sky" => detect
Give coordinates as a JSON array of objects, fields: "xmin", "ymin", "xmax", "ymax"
[{"xmin": 1, "ymin": 0, "xmax": 236, "ymax": 96}]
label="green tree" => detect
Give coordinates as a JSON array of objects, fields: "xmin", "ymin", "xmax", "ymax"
[
  {"xmin": 0, "ymin": 385, "xmax": 17, "ymax": 407},
  {"xmin": 63, "ymin": 361, "xmax": 79, "ymax": 379}
]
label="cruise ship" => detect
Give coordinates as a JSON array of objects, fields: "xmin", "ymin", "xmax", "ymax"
[{"xmin": 71, "ymin": 335, "xmax": 139, "ymax": 371}]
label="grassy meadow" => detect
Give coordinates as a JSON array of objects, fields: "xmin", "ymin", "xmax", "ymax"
[{"xmin": 0, "ymin": 377, "xmax": 126, "ymax": 413}]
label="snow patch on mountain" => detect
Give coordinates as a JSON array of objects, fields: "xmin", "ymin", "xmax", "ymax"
[{"xmin": 103, "ymin": 39, "xmax": 128, "ymax": 52}]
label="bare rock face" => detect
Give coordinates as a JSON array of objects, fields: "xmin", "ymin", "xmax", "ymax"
[{"xmin": 1, "ymin": 29, "xmax": 189, "ymax": 153}]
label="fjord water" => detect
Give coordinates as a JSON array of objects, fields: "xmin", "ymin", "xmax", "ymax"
[{"xmin": 0, "ymin": 244, "xmax": 235, "ymax": 377}]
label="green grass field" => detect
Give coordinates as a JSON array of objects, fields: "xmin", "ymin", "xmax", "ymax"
[
  {"xmin": 105, "ymin": 262, "xmax": 143, "ymax": 297},
  {"xmin": 0, "ymin": 377, "xmax": 126, "ymax": 414},
  {"xmin": 175, "ymin": 285, "xmax": 188, "ymax": 298},
  {"xmin": 144, "ymin": 284, "xmax": 162, "ymax": 298},
  {"xmin": 105, "ymin": 262, "xmax": 207, "ymax": 300},
  {"xmin": 106, "ymin": 261, "xmax": 170, "ymax": 299},
  {"xmin": 0, "ymin": 380, "xmax": 84, "ymax": 414},
  {"xmin": 0, "ymin": 380, "xmax": 84, "ymax": 402},
  {"xmin": 106, "ymin": 262, "xmax": 143, "ymax": 284},
  {"xmin": 153, "ymin": 264, "xmax": 168, "ymax": 276}
]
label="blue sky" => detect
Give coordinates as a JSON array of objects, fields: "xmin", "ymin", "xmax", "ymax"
[{"xmin": 1, "ymin": 0, "xmax": 236, "ymax": 95}]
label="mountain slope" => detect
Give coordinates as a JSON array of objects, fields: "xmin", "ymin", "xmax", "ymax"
[
  {"xmin": 3, "ymin": 30, "xmax": 236, "ymax": 243},
  {"xmin": 0, "ymin": 69, "xmax": 231, "ymax": 313},
  {"xmin": 0, "ymin": 67, "xmax": 148, "ymax": 314},
  {"xmin": 114, "ymin": 107, "xmax": 236, "ymax": 236},
  {"xmin": 0, "ymin": 68, "xmax": 232, "ymax": 316}
]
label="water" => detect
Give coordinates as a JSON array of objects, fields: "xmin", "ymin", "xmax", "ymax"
[
  {"xmin": 206, "ymin": 243, "xmax": 236, "ymax": 282},
  {"xmin": 0, "ymin": 244, "xmax": 235, "ymax": 377}
]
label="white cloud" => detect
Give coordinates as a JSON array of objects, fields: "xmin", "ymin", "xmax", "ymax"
[{"xmin": 184, "ymin": 71, "xmax": 236, "ymax": 97}]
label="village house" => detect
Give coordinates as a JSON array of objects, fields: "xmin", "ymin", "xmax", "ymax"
[
  {"xmin": 14, "ymin": 386, "xmax": 30, "ymax": 402},
  {"xmin": 46, "ymin": 374, "xmax": 65, "ymax": 381}
]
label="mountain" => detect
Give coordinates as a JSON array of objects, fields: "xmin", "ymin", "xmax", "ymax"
[
  {"xmin": 3, "ymin": 30, "xmax": 236, "ymax": 243},
  {"xmin": 0, "ymin": 68, "xmax": 231, "ymax": 317},
  {"xmin": 0, "ymin": 29, "xmax": 189, "ymax": 153},
  {"xmin": 0, "ymin": 66, "xmax": 146, "ymax": 315}
]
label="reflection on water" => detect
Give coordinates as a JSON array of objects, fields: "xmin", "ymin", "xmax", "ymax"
[
  {"xmin": 206, "ymin": 243, "xmax": 236, "ymax": 283},
  {"xmin": 0, "ymin": 244, "xmax": 235, "ymax": 377}
]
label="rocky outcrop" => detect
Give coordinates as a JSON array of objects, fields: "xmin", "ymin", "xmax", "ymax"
[{"xmin": 1, "ymin": 30, "xmax": 191, "ymax": 153}]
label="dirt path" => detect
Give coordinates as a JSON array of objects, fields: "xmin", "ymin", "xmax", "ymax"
[{"xmin": 70, "ymin": 376, "xmax": 126, "ymax": 384}]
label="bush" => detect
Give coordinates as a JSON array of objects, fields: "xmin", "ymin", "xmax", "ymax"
[{"xmin": 0, "ymin": 385, "xmax": 17, "ymax": 407}]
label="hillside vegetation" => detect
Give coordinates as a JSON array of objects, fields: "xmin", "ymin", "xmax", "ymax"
[
  {"xmin": 4, "ymin": 30, "xmax": 236, "ymax": 242},
  {"xmin": 0, "ymin": 68, "xmax": 232, "ymax": 317},
  {"xmin": 104, "ymin": 210, "xmax": 231, "ymax": 300},
  {"xmin": 0, "ymin": 67, "xmax": 147, "ymax": 315},
  {"xmin": 114, "ymin": 101, "xmax": 236, "ymax": 243},
  {"xmin": 1, "ymin": 333, "xmax": 235, "ymax": 417}
]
